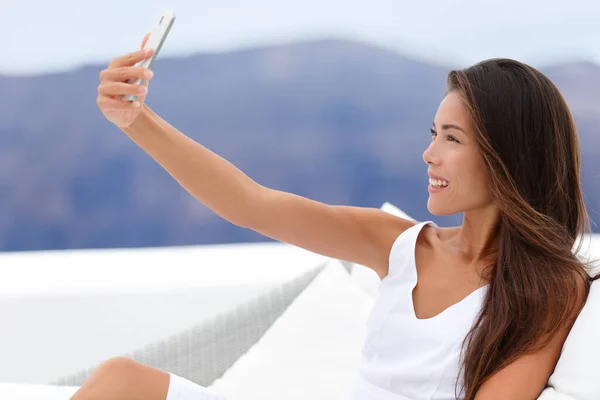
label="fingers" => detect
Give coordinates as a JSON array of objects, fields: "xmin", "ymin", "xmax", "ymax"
[
  {"xmin": 99, "ymin": 66, "xmax": 153, "ymax": 83},
  {"xmin": 141, "ymin": 32, "xmax": 151, "ymax": 49},
  {"xmin": 98, "ymin": 81, "xmax": 147, "ymax": 97},
  {"xmin": 97, "ymin": 95, "xmax": 141, "ymax": 109},
  {"xmin": 98, "ymin": 36, "xmax": 155, "ymax": 105},
  {"xmin": 108, "ymin": 47, "xmax": 154, "ymax": 69}
]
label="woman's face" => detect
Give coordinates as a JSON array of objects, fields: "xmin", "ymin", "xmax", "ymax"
[{"xmin": 423, "ymin": 92, "xmax": 494, "ymax": 216}]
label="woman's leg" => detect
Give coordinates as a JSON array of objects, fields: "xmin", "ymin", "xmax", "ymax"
[{"xmin": 69, "ymin": 356, "xmax": 170, "ymax": 400}]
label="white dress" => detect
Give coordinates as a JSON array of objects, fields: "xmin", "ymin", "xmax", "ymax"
[
  {"xmin": 166, "ymin": 220, "xmax": 487, "ymax": 400},
  {"xmin": 166, "ymin": 374, "xmax": 227, "ymax": 400},
  {"xmin": 347, "ymin": 221, "xmax": 488, "ymax": 400}
]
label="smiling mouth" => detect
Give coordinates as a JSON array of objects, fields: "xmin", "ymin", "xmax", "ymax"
[{"xmin": 429, "ymin": 178, "xmax": 449, "ymax": 188}]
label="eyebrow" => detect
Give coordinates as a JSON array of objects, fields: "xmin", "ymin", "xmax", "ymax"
[{"xmin": 432, "ymin": 122, "xmax": 466, "ymax": 134}]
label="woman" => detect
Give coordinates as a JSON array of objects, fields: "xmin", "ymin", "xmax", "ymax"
[{"xmin": 82, "ymin": 33, "xmax": 598, "ymax": 400}]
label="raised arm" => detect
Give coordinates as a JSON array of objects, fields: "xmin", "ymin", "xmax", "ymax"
[
  {"xmin": 123, "ymin": 106, "xmax": 413, "ymax": 278},
  {"xmin": 97, "ymin": 41, "xmax": 415, "ymax": 279}
]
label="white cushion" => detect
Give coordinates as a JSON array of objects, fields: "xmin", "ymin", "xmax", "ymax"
[
  {"xmin": 540, "ymin": 221, "xmax": 600, "ymax": 400},
  {"xmin": 544, "ymin": 281, "xmax": 600, "ymax": 399},
  {"xmin": 208, "ymin": 260, "xmax": 375, "ymax": 400},
  {"xmin": 350, "ymin": 265, "xmax": 381, "ymax": 300},
  {"xmin": 538, "ymin": 388, "xmax": 577, "ymax": 399},
  {"xmin": 380, "ymin": 202, "xmax": 417, "ymax": 221},
  {"xmin": 538, "ymin": 387, "xmax": 577, "ymax": 399},
  {"xmin": 0, "ymin": 383, "xmax": 79, "ymax": 400}
]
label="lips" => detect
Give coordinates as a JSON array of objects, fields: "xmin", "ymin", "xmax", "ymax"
[
  {"xmin": 427, "ymin": 172, "xmax": 449, "ymax": 192},
  {"xmin": 428, "ymin": 172, "xmax": 448, "ymax": 181}
]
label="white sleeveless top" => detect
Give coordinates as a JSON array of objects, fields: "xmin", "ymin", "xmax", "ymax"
[{"xmin": 347, "ymin": 221, "xmax": 489, "ymax": 400}]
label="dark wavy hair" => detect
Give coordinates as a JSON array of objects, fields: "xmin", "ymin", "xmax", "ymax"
[{"xmin": 445, "ymin": 58, "xmax": 599, "ymax": 399}]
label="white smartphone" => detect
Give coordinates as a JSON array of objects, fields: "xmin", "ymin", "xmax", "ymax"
[{"xmin": 125, "ymin": 10, "xmax": 176, "ymax": 102}]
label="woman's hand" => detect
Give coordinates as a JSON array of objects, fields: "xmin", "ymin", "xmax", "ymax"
[{"xmin": 97, "ymin": 33, "xmax": 155, "ymax": 128}]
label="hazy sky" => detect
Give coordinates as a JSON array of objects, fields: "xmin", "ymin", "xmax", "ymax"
[{"xmin": 3, "ymin": 0, "xmax": 600, "ymax": 75}]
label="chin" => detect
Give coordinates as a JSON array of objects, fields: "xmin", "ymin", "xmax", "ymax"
[{"xmin": 427, "ymin": 200, "xmax": 459, "ymax": 216}]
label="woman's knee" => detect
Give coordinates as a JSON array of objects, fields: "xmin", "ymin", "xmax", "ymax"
[
  {"xmin": 71, "ymin": 356, "xmax": 170, "ymax": 400},
  {"xmin": 94, "ymin": 356, "xmax": 142, "ymax": 378},
  {"xmin": 80, "ymin": 356, "xmax": 140, "ymax": 389}
]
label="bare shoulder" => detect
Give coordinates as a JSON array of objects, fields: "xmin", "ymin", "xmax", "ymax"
[{"xmin": 339, "ymin": 206, "xmax": 417, "ymax": 280}]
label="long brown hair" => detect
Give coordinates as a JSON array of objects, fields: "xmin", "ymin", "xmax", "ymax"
[{"xmin": 446, "ymin": 58, "xmax": 599, "ymax": 399}]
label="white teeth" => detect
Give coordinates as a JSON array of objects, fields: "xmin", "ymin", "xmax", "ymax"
[{"xmin": 429, "ymin": 178, "xmax": 449, "ymax": 187}]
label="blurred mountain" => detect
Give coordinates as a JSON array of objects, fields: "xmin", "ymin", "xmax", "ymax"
[{"xmin": 0, "ymin": 39, "xmax": 598, "ymax": 252}]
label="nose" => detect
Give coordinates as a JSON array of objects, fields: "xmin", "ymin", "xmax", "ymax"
[{"xmin": 422, "ymin": 142, "xmax": 440, "ymax": 166}]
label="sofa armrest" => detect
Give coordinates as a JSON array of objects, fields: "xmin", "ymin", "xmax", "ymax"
[{"xmin": 52, "ymin": 263, "xmax": 326, "ymax": 387}]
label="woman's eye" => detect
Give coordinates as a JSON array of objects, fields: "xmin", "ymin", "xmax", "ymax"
[{"xmin": 430, "ymin": 128, "xmax": 459, "ymax": 143}]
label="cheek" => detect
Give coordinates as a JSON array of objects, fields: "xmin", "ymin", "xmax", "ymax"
[
  {"xmin": 451, "ymin": 152, "xmax": 488, "ymax": 191},
  {"xmin": 467, "ymin": 159, "xmax": 492, "ymax": 198}
]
